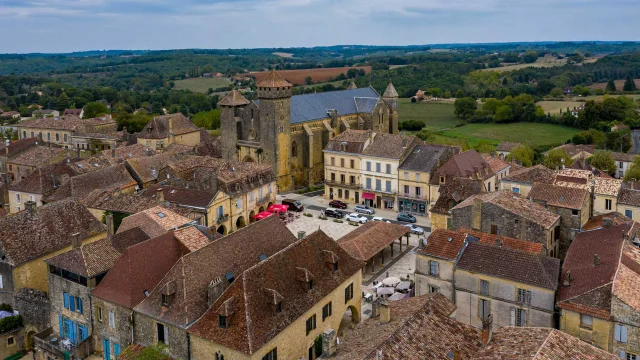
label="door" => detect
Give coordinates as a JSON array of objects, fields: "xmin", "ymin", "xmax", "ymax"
[
  {"xmin": 355, "ymin": 192, "xmax": 359, "ymax": 204},
  {"xmin": 329, "ymin": 188, "xmax": 334, "ymax": 200},
  {"xmin": 103, "ymin": 339, "xmax": 110, "ymax": 360}
]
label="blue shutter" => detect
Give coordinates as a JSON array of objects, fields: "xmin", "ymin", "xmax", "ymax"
[
  {"xmin": 77, "ymin": 297, "xmax": 83, "ymax": 314},
  {"xmin": 58, "ymin": 316, "xmax": 63, "ymax": 336},
  {"xmin": 69, "ymin": 295, "xmax": 75, "ymax": 312},
  {"xmin": 622, "ymin": 325, "xmax": 628, "ymax": 343},
  {"xmin": 79, "ymin": 325, "xmax": 88, "ymax": 342},
  {"xmin": 114, "ymin": 344, "xmax": 121, "ymax": 357},
  {"xmin": 71, "ymin": 322, "xmax": 78, "ymax": 345},
  {"xmin": 63, "ymin": 293, "xmax": 69, "ymax": 309},
  {"xmin": 615, "ymin": 324, "xmax": 621, "ymax": 342}
]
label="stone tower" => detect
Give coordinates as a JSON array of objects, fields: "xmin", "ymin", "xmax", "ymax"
[
  {"xmin": 257, "ymin": 70, "xmax": 294, "ymax": 191},
  {"xmin": 219, "ymin": 90, "xmax": 250, "ymax": 160},
  {"xmin": 383, "ymin": 82, "xmax": 400, "ymax": 134}
]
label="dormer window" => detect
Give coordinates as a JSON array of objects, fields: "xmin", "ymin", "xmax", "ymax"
[
  {"xmin": 218, "ymin": 315, "xmax": 227, "ymax": 329},
  {"xmin": 296, "ymin": 267, "xmax": 315, "ymax": 292},
  {"xmin": 333, "ymin": 262, "xmax": 339, "ymax": 272},
  {"xmin": 225, "ymin": 272, "xmax": 235, "ymax": 284},
  {"xmin": 440, "ymin": 176, "xmax": 445, "ymax": 184},
  {"xmin": 275, "ymin": 302, "xmax": 282, "ymax": 314},
  {"xmin": 162, "ymin": 294, "xmax": 170, "ymax": 306},
  {"xmin": 307, "ymin": 280, "xmax": 314, "ymax": 291}
]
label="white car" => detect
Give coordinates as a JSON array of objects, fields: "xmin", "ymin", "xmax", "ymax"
[
  {"xmin": 372, "ymin": 217, "xmax": 391, "ymax": 223},
  {"xmin": 403, "ymin": 224, "xmax": 425, "ymax": 235},
  {"xmin": 346, "ymin": 213, "xmax": 368, "ymax": 224}
]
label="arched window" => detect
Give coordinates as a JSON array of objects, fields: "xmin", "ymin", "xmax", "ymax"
[{"xmin": 291, "ymin": 141, "xmax": 298, "ymax": 157}]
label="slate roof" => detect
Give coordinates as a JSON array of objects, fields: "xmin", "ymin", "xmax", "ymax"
[
  {"xmin": 430, "ymin": 178, "xmax": 484, "ymax": 215},
  {"xmin": 474, "ymin": 327, "xmax": 617, "ymax": 360},
  {"xmin": 335, "ymin": 293, "xmax": 482, "ymax": 360},
  {"xmin": 337, "ymin": 221, "xmax": 409, "ymax": 262},
  {"xmin": 134, "ymin": 216, "xmax": 297, "ymax": 329},
  {"xmin": 457, "ymin": 241, "xmax": 560, "ymax": 290},
  {"xmin": 137, "ymin": 113, "xmax": 199, "ymax": 139},
  {"xmin": 43, "ymin": 164, "xmax": 137, "ymax": 203},
  {"xmin": 452, "ymin": 191, "xmax": 561, "ymax": 229},
  {"xmin": 290, "ymin": 87, "xmax": 380, "ymax": 124},
  {"xmin": 8, "ymin": 163, "xmax": 76, "ymax": 195},
  {"xmin": 44, "ymin": 227, "xmax": 150, "ymax": 277},
  {"xmin": 91, "ymin": 231, "xmax": 185, "ymax": 309},
  {"xmin": 188, "ymin": 229, "xmax": 364, "ymax": 354},
  {"xmin": 0, "ymin": 200, "xmax": 105, "ymax": 266},
  {"xmin": 382, "ymin": 82, "xmax": 399, "ymax": 98},
  {"xmin": 8, "ymin": 146, "xmax": 67, "ymax": 167},
  {"xmin": 117, "ymin": 206, "xmax": 193, "ymax": 238},
  {"xmin": 501, "ymin": 165, "xmax": 555, "ymax": 185},
  {"xmin": 218, "ymin": 90, "xmax": 250, "ymax": 107},
  {"xmin": 431, "ymin": 150, "xmax": 494, "ymax": 185},
  {"xmin": 399, "ymin": 145, "xmax": 460, "ymax": 173},
  {"xmin": 362, "ymin": 133, "xmax": 419, "ymax": 159},
  {"xmin": 354, "ymin": 97, "xmax": 379, "ymax": 113},
  {"xmin": 495, "ymin": 141, "xmax": 522, "ymax": 152},
  {"xmin": 324, "ymin": 130, "xmax": 372, "ymax": 154},
  {"xmin": 528, "ymin": 182, "xmax": 589, "ymax": 210}
]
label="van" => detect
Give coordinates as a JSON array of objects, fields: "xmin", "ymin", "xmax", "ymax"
[{"xmin": 282, "ymin": 199, "xmax": 304, "ymax": 212}]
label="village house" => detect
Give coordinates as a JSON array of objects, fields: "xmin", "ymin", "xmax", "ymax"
[
  {"xmin": 16, "ymin": 115, "xmax": 117, "ymax": 150},
  {"xmin": 116, "ymin": 206, "xmax": 194, "ymax": 238},
  {"xmin": 557, "ymin": 219, "xmax": 640, "ymax": 355},
  {"xmin": 125, "ymin": 152, "xmax": 180, "ymax": 189},
  {"xmin": 0, "ymin": 137, "xmax": 39, "ymax": 185},
  {"xmin": 593, "ymin": 178, "xmax": 623, "ymax": 215},
  {"xmin": 430, "ymin": 150, "xmax": 495, "ymax": 198},
  {"xmin": 135, "ymin": 113, "xmax": 201, "ymax": 151},
  {"xmin": 132, "ymin": 216, "xmax": 296, "ymax": 360},
  {"xmin": 617, "ymin": 182, "xmax": 640, "ymax": 222},
  {"xmin": 323, "ymin": 130, "xmax": 370, "ymax": 206},
  {"xmin": 430, "ymin": 177, "xmax": 484, "ymax": 230},
  {"xmin": 188, "ymin": 229, "xmax": 364, "ymax": 360},
  {"xmin": 546, "ymin": 144, "xmax": 594, "ymax": 161},
  {"xmin": 611, "ymin": 151, "xmax": 636, "ymax": 179},
  {"xmin": 397, "ymin": 144, "xmax": 459, "ymax": 216},
  {"xmin": 63, "ymin": 109, "xmax": 84, "ymax": 118},
  {"xmin": 31, "ymin": 109, "xmax": 60, "ymax": 118},
  {"xmin": 450, "ymin": 191, "xmax": 561, "ymax": 257},
  {"xmin": 80, "ymin": 189, "xmax": 171, "ymax": 229},
  {"xmin": 6, "ymin": 146, "xmax": 70, "ymax": 184},
  {"xmin": 499, "ymin": 165, "xmax": 555, "ymax": 197},
  {"xmin": 139, "ymin": 183, "xmax": 215, "ymax": 226},
  {"xmin": 0, "ymin": 111, "xmax": 20, "ymax": 121},
  {"xmin": 495, "ymin": 141, "xmax": 522, "ymax": 160},
  {"xmin": 481, "ymin": 153, "xmax": 514, "ymax": 190},
  {"xmin": 7, "ymin": 163, "xmax": 76, "ymax": 213}
]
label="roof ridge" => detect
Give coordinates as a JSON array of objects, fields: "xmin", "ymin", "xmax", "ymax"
[
  {"xmin": 533, "ymin": 328, "xmax": 554, "ymax": 360},
  {"xmin": 242, "ymin": 274, "xmax": 253, "ymax": 354},
  {"xmin": 557, "ymin": 282, "xmax": 613, "ymax": 304}
]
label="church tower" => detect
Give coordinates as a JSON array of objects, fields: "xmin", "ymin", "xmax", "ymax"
[
  {"xmin": 219, "ymin": 90, "xmax": 250, "ymax": 160},
  {"xmin": 383, "ymin": 82, "xmax": 399, "ymax": 134},
  {"xmin": 257, "ymin": 70, "xmax": 294, "ymax": 191}
]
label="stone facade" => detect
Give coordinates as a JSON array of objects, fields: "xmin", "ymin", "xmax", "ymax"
[
  {"xmin": 611, "ymin": 295, "xmax": 640, "ymax": 357},
  {"xmin": 559, "ymin": 309, "xmax": 613, "ymax": 352},
  {"xmin": 133, "ymin": 313, "xmax": 189, "ymax": 360},
  {"xmin": 14, "ymin": 288, "xmax": 49, "ymax": 336},
  {"xmin": 537, "ymin": 202, "xmax": 589, "ymax": 259},
  {"xmin": 46, "ymin": 273, "xmax": 93, "ymax": 343},
  {"xmin": 414, "ymin": 254, "xmax": 455, "ymax": 299},
  {"xmin": 92, "ymin": 299, "xmax": 134, "ymax": 360},
  {"xmin": 0, "ymin": 262, "xmax": 14, "ymax": 306}
]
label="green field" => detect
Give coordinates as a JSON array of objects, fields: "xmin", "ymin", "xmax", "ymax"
[
  {"xmin": 173, "ymin": 77, "xmax": 231, "ymax": 93},
  {"xmin": 536, "ymin": 101, "xmax": 584, "ymax": 115},
  {"xmin": 440, "ymin": 123, "xmax": 580, "ymax": 147},
  {"xmin": 398, "ymin": 99, "xmax": 460, "ymax": 130}
]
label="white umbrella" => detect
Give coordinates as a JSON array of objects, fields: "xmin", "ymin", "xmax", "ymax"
[
  {"xmin": 395, "ymin": 281, "xmax": 412, "ymax": 291},
  {"xmin": 382, "ymin": 277, "xmax": 401, "ymax": 287},
  {"xmin": 388, "ymin": 292, "xmax": 409, "ymax": 301},
  {"xmin": 377, "ymin": 287, "xmax": 395, "ymax": 296}
]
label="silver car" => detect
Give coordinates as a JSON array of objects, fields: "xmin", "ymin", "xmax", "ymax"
[
  {"xmin": 346, "ymin": 213, "xmax": 368, "ymax": 224},
  {"xmin": 355, "ymin": 204, "xmax": 375, "ymax": 215},
  {"xmin": 403, "ymin": 224, "xmax": 425, "ymax": 235}
]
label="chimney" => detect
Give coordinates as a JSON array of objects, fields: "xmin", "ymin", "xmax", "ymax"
[
  {"xmin": 25, "ymin": 201, "xmax": 36, "ymax": 216},
  {"xmin": 379, "ymin": 301, "xmax": 391, "ymax": 323},
  {"xmin": 71, "ymin": 232, "xmax": 82, "ymax": 249},
  {"xmin": 594, "ymin": 254, "xmax": 600, "ymax": 266},
  {"xmin": 106, "ymin": 214, "xmax": 114, "ymax": 237},
  {"xmin": 156, "ymin": 188, "xmax": 165, "ymax": 204},
  {"xmin": 322, "ymin": 329, "xmax": 337, "ymax": 357},
  {"xmin": 111, "ymin": 149, "xmax": 116, "ymax": 158},
  {"xmin": 402, "ymin": 138, "xmax": 408, "ymax": 148},
  {"xmin": 481, "ymin": 314, "xmax": 493, "ymax": 344},
  {"xmin": 207, "ymin": 277, "xmax": 226, "ymax": 307},
  {"xmin": 472, "ymin": 198, "xmax": 482, "ymax": 230},
  {"xmin": 563, "ymin": 270, "xmax": 572, "ymax": 287}
]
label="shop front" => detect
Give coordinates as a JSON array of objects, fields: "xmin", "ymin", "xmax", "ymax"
[
  {"xmin": 362, "ymin": 192, "xmax": 375, "ymax": 207},
  {"xmin": 398, "ymin": 197, "xmax": 427, "ymax": 216}
]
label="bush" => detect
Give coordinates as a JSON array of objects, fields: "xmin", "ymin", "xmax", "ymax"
[
  {"xmin": 399, "ymin": 120, "xmax": 425, "ymax": 131},
  {"xmin": 303, "ymin": 213, "xmax": 313, "ymax": 217},
  {"xmin": 0, "ymin": 315, "xmax": 22, "ymax": 334},
  {"xmin": 333, "ymin": 219, "xmax": 343, "ymax": 223},
  {"xmin": 318, "ymin": 215, "xmax": 328, "ymax": 220},
  {"xmin": 0, "ymin": 304, "xmax": 13, "ymax": 312}
]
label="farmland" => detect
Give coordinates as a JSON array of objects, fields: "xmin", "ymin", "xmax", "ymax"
[
  {"xmin": 536, "ymin": 101, "xmax": 584, "ymax": 115},
  {"xmin": 173, "ymin": 77, "xmax": 231, "ymax": 93},
  {"xmin": 589, "ymin": 79, "xmax": 640, "ymax": 90},
  {"xmin": 440, "ymin": 123, "xmax": 580, "ymax": 146},
  {"xmin": 398, "ymin": 99, "xmax": 460, "ymax": 130},
  {"xmin": 480, "ymin": 56, "xmax": 567, "ymax": 72},
  {"xmin": 251, "ymin": 66, "xmax": 371, "ymax": 85}
]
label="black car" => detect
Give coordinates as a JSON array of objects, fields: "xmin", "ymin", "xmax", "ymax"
[
  {"xmin": 329, "ymin": 200, "xmax": 348, "ymax": 209},
  {"xmin": 324, "ymin": 208, "xmax": 344, "ymax": 218}
]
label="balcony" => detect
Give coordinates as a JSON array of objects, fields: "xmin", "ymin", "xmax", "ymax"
[
  {"xmin": 217, "ymin": 214, "xmax": 229, "ymax": 223},
  {"xmin": 398, "ymin": 193, "xmax": 428, "ymax": 201},
  {"xmin": 256, "ymin": 196, "xmax": 271, "ymax": 207},
  {"xmin": 325, "ymin": 180, "xmax": 362, "ymax": 190},
  {"xmin": 34, "ymin": 328, "xmax": 93, "ymax": 359}
]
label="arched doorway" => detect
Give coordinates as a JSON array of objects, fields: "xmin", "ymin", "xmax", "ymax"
[
  {"xmin": 259, "ymin": 206, "xmax": 265, "ymax": 213},
  {"xmin": 249, "ymin": 210, "xmax": 256, "ymax": 223},
  {"xmin": 25, "ymin": 330, "xmax": 36, "ymax": 350},
  {"xmin": 217, "ymin": 225, "xmax": 226, "ymax": 235},
  {"xmin": 236, "ymin": 216, "xmax": 246, "ymax": 230},
  {"xmin": 267, "ymin": 202, "xmax": 274, "ymax": 209},
  {"xmin": 338, "ymin": 305, "xmax": 361, "ymax": 336},
  {"xmin": 243, "ymin": 155, "xmax": 256, "ymax": 163}
]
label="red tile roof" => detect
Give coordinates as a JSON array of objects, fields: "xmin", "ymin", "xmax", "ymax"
[
  {"xmin": 431, "ymin": 150, "xmax": 495, "ymax": 185},
  {"xmin": 256, "ymin": 70, "xmax": 292, "ymax": 88},
  {"xmin": 116, "ymin": 206, "xmax": 193, "ymax": 238},
  {"xmin": 337, "ymin": 221, "xmax": 409, "ymax": 261}
]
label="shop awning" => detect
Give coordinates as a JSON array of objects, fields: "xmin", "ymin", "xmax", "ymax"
[
  {"xmin": 267, "ymin": 204, "xmax": 289, "ymax": 213},
  {"xmin": 362, "ymin": 192, "xmax": 375, "ymax": 200},
  {"xmin": 253, "ymin": 212, "xmax": 274, "ymax": 220}
]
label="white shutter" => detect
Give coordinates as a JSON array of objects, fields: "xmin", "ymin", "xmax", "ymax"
[
  {"xmin": 615, "ymin": 324, "xmax": 621, "ymax": 342},
  {"xmin": 622, "ymin": 325, "xmax": 628, "ymax": 343},
  {"xmin": 164, "ymin": 325, "xmax": 169, "ymax": 345},
  {"xmin": 510, "ymin": 307, "xmax": 516, "ymax": 326},
  {"xmin": 618, "ymin": 350, "xmax": 626, "ymax": 359},
  {"xmin": 0, "ymin": 275, "xmax": 4, "ymax": 289},
  {"xmin": 109, "ymin": 311, "xmax": 115, "ymax": 328},
  {"xmin": 521, "ymin": 309, "xmax": 527, "ymax": 326}
]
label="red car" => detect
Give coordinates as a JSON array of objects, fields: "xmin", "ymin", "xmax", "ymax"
[{"xmin": 329, "ymin": 200, "xmax": 348, "ymax": 209}]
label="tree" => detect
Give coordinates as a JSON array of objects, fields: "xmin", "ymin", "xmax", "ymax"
[
  {"xmin": 624, "ymin": 156, "xmax": 640, "ymax": 181},
  {"xmin": 624, "ymin": 75, "xmax": 637, "ymax": 92},
  {"xmin": 536, "ymin": 80, "xmax": 555, "ymax": 96},
  {"xmin": 207, "ymin": 88, "xmax": 214, "ymax": 95},
  {"xmin": 473, "ymin": 141, "xmax": 495, "ymax": 154},
  {"xmin": 455, "ymin": 90, "xmax": 465, "ymax": 98},
  {"xmin": 453, "ymin": 97, "xmax": 477, "ymax": 120},
  {"xmin": 305, "ymin": 76, "xmax": 313, "ymax": 85},
  {"xmin": 523, "ymin": 51, "xmax": 539, "ymax": 64},
  {"xmin": 543, "ymin": 148, "xmax": 573, "ymax": 169},
  {"xmin": 191, "ymin": 109, "xmax": 221, "ymax": 130},
  {"xmin": 589, "ymin": 150, "xmax": 616, "ymax": 175},
  {"xmin": 83, "ymin": 102, "xmax": 109, "ymax": 119},
  {"xmin": 606, "ymin": 130, "xmax": 631, "ymax": 153},
  {"xmin": 606, "ymin": 79, "xmax": 617, "ymax": 93},
  {"xmin": 116, "ymin": 113, "xmax": 151, "ymax": 133},
  {"xmin": 151, "ymin": 101, "xmax": 163, "ymax": 115},
  {"xmin": 508, "ymin": 145, "xmax": 535, "ymax": 167},
  {"xmin": 56, "ymin": 93, "xmax": 70, "ymax": 112},
  {"xmin": 346, "ymin": 68, "xmax": 358, "ymax": 79},
  {"xmin": 549, "ymin": 87, "xmax": 564, "ymax": 97},
  {"xmin": 398, "ymin": 120, "xmax": 425, "ymax": 131},
  {"xmin": 494, "ymin": 105, "xmax": 514, "ymax": 123}
]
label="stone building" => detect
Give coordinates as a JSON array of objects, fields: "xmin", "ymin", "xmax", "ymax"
[
  {"xmin": 495, "ymin": 141, "xmax": 522, "ymax": 160},
  {"xmin": 219, "ymin": 70, "xmax": 399, "ymax": 191},
  {"xmin": 6, "ymin": 146, "xmax": 71, "ymax": 185},
  {"xmin": 16, "ymin": 115, "xmax": 118, "ymax": 150},
  {"xmin": 593, "ymin": 178, "xmax": 623, "ymax": 216},
  {"xmin": 557, "ymin": 219, "xmax": 640, "ymax": 355},
  {"xmin": 617, "ymin": 182, "xmax": 640, "ymax": 222},
  {"xmin": 7, "ymin": 163, "xmax": 76, "ymax": 214},
  {"xmin": 430, "ymin": 178, "xmax": 484, "ymax": 231},
  {"xmin": 135, "ymin": 113, "xmax": 202, "ymax": 151},
  {"xmin": 450, "ymin": 190, "xmax": 561, "ymax": 257},
  {"xmin": 188, "ymin": 229, "xmax": 364, "ymax": 360},
  {"xmin": 0, "ymin": 137, "xmax": 39, "ymax": 185},
  {"xmin": 499, "ymin": 165, "xmax": 555, "ymax": 197}
]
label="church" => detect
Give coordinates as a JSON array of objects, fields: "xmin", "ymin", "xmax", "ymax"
[{"xmin": 219, "ymin": 70, "xmax": 400, "ymax": 191}]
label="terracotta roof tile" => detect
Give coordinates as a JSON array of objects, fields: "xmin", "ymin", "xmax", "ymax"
[
  {"xmin": 126, "ymin": 152, "xmax": 180, "ymax": 184},
  {"xmin": 529, "ymin": 182, "xmax": 589, "ymax": 210},
  {"xmin": 256, "ymin": 70, "xmax": 292, "ymax": 88},
  {"xmin": 431, "ymin": 150, "xmax": 495, "ymax": 185},
  {"xmin": 548, "ymin": 144, "xmax": 595, "ymax": 158},
  {"xmin": 481, "ymin": 154, "xmax": 511, "ymax": 174},
  {"xmin": 43, "ymin": 164, "xmax": 137, "ymax": 203},
  {"xmin": 100, "ymin": 144, "xmax": 152, "ymax": 165},
  {"xmin": 8, "ymin": 146, "xmax": 68, "ymax": 167},
  {"xmin": 136, "ymin": 113, "xmax": 199, "ymax": 140},
  {"xmin": 583, "ymin": 212, "xmax": 633, "ymax": 231},
  {"xmin": 16, "ymin": 115, "xmax": 115, "ymax": 132},
  {"xmin": 82, "ymin": 189, "xmax": 162, "ymax": 214},
  {"xmin": 141, "ymin": 183, "xmax": 215, "ymax": 209},
  {"xmin": 172, "ymin": 225, "xmax": 214, "ymax": 252},
  {"xmin": 8, "ymin": 163, "xmax": 76, "ymax": 195},
  {"xmin": 324, "ymin": 130, "xmax": 372, "ymax": 154},
  {"xmin": 430, "ymin": 178, "xmax": 484, "ymax": 215},
  {"xmin": 399, "ymin": 145, "xmax": 460, "ymax": 173},
  {"xmin": 362, "ymin": 133, "xmax": 420, "ymax": 159},
  {"xmin": 337, "ymin": 221, "xmax": 409, "ymax": 261},
  {"xmin": 594, "ymin": 178, "xmax": 622, "ymax": 196},
  {"xmin": 117, "ymin": 206, "xmax": 193, "ymax": 238},
  {"xmin": 502, "ymin": 165, "xmax": 555, "ymax": 185},
  {"xmin": 610, "ymin": 151, "xmax": 636, "ymax": 162},
  {"xmin": 618, "ymin": 186, "xmax": 640, "ymax": 207},
  {"xmin": 0, "ymin": 137, "xmax": 38, "ymax": 158}
]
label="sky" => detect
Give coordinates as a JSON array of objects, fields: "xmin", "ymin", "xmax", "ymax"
[{"xmin": 0, "ymin": 0, "xmax": 638, "ymax": 54}]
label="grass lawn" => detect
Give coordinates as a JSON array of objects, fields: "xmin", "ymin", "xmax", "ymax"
[
  {"xmin": 536, "ymin": 101, "xmax": 584, "ymax": 115},
  {"xmin": 398, "ymin": 99, "xmax": 461, "ymax": 130},
  {"xmin": 173, "ymin": 77, "xmax": 231, "ymax": 93},
  {"xmin": 440, "ymin": 123, "xmax": 580, "ymax": 147}
]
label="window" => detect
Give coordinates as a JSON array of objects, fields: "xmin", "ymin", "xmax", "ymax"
[
  {"xmin": 114, "ymin": 343, "xmax": 121, "ymax": 357},
  {"xmin": 517, "ymin": 289, "xmax": 531, "ymax": 305},
  {"xmin": 291, "ymin": 142, "xmax": 298, "ymax": 157},
  {"xmin": 157, "ymin": 323, "xmax": 168, "ymax": 344},
  {"xmin": 64, "ymin": 134, "xmax": 68, "ymax": 142},
  {"xmin": 55, "ymin": 133, "xmax": 59, "ymax": 141},
  {"xmin": 385, "ymin": 181, "xmax": 391, "ymax": 192},
  {"xmin": 47, "ymin": 133, "xmax": 51, "ymax": 141},
  {"xmin": 305, "ymin": 314, "xmax": 317, "ymax": 335},
  {"xmin": 429, "ymin": 261, "xmax": 439, "ymax": 277},
  {"xmin": 259, "ymin": 188, "xmax": 264, "ymax": 199},
  {"xmin": 225, "ymin": 272, "xmax": 235, "ymax": 284},
  {"xmin": 615, "ymin": 324, "xmax": 629, "ymax": 343},
  {"xmin": 7, "ymin": 337, "xmax": 14, "ymax": 346},
  {"xmin": 0, "ymin": 275, "xmax": 4, "ymax": 289},
  {"xmin": 69, "ymin": 295, "xmax": 76, "ymax": 312},
  {"xmin": 366, "ymin": 161, "xmax": 371, "ymax": 171},
  {"xmin": 322, "ymin": 302, "xmax": 332, "ymax": 321},
  {"xmin": 626, "ymin": 209, "xmax": 633, "ymax": 219},
  {"xmin": 162, "ymin": 294, "xmax": 170, "ymax": 306},
  {"xmin": 345, "ymin": 283, "xmax": 354, "ymax": 303},
  {"xmin": 624, "ymin": 353, "xmax": 638, "ymax": 360},
  {"xmin": 338, "ymin": 189, "xmax": 342, "ymax": 198},
  {"xmin": 350, "ymin": 159, "xmax": 354, "ymax": 169},
  {"xmin": 375, "ymin": 179, "xmax": 381, "ymax": 191},
  {"xmin": 262, "ymin": 348, "xmax": 277, "ymax": 360},
  {"xmin": 345, "ymin": 190, "xmax": 349, "ymax": 199},
  {"xmin": 15, "ymin": 194, "xmax": 20, "ymax": 204},
  {"xmin": 487, "ymin": 182, "xmax": 491, "ymax": 192},
  {"xmin": 513, "ymin": 308, "xmax": 526, "ymax": 327},
  {"xmin": 580, "ymin": 314, "xmax": 593, "ymax": 328},
  {"xmin": 479, "ymin": 299, "xmax": 490, "ymax": 320},
  {"xmin": 275, "ymin": 302, "xmax": 282, "ymax": 314},
  {"xmin": 307, "ymin": 280, "xmax": 314, "ymax": 291},
  {"xmin": 606, "ymin": 199, "xmax": 612, "ymax": 211},
  {"xmin": 620, "ymin": 161, "xmax": 624, "ymax": 169},
  {"xmin": 63, "ymin": 292, "xmax": 69, "ymax": 309},
  {"xmin": 428, "ymin": 286, "xmax": 439, "ymax": 294},
  {"xmin": 386, "ymin": 164, "xmax": 391, "ymax": 174},
  {"xmin": 76, "ymin": 297, "xmax": 83, "ymax": 314},
  {"xmin": 376, "ymin": 163, "xmax": 381, "ymax": 173},
  {"xmin": 331, "ymin": 157, "xmax": 335, "ymax": 166},
  {"xmin": 480, "ymin": 280, "xmax": 489, "ymax": 296},
  {"xmin": 416, "ymin": 187, "xmax": 421, "ymax": 196},
  {"xmin": 219, "ymin": 315, "xmax": 228, "ymax": 328},
  {"xmin": 96, "ymin": 306, "xmax": 103, "ymax": 322},
  {"xmin": 79, "ymin": 325, "xmax": 88, "ymax": 342},
  {"xmin": 490, "ymin": 225, "xmax": 498, "ymax": 234},
  {"xmin": 512, "ymin": 187, "xmax": 520, "ymax": 194},
  {"xmin": 571, "ymin": 209, "xmax": 578, "ymax": 216},
  {"xmin": 217, "ymin": 206, "xmax": 224, "ymax": 219},
  {"xmin": 404, "ymin": 172, "xmax": 408, "ymax": 180},
  {"xmin": 333, "ymin": 262, "xmax": 339, "ymax": 272},
  {"xmin": 236, "ymin": 198, "xmax": 242, "ymax": 209},
  {"xmin": 404, "ymin": 185, "xmax": 410, "ymax": 194},
  {"xmin": 416, "ymin": 173, "xmax": 420, "ymax": 182},
  {"xmin": 109, "ymin": 311, "xmax": 115, "ymax": 328},
  {"xmin": 366, "ymin": 178, "xmax": 371, "ymax": 189},
  {"xmin": 340, "ymin": 158, "xmax": 344, "ymax": 167},
  {"xmin": 250, "ymin": 192, "xmax": 254, "ymax": 202},
  {"xmin": 439, "ymin": 176, "xmax": 445, "ymax": 184}
]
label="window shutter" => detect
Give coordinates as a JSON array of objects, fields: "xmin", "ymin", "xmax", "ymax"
[
  {"xmin": 521, "ymin": 309, "xmax": 527, "ymax": 326},
  {"xmin": 615, "ymin": 324, "xmax": 621, "ymax": 342},
  {"xmin": 63, "ymin": 293, "xmax": 69, "ymax": 309},
  {"xmin": 619, "ymin": 350, "xmax": 626, "ymax": 359},
  {"xmin": 77, "ymin": 298, "xmax": 83, "ymax": 314},
  {"xmin": 510, "ymin": 307, "xmax": 516, "ymax": 326},
  {"xmin": 109, "ymin": 311, "xmax": 115, "ymax": 328},
  {"xmin": 58, "ymin": 315, "xmax": 63, "ymax": 336},
  {"xmin": 164, "ymin": 325, "xmax": 169, "ymax": 345},
  {"xmin": 114, "ymin": 343, "xmax": 121, "ymax": 356},
  {"xmin": 435, "ymin": 262, "xmax": 439, "ymax": 276},
  {"xmin": 69, "ymin": 296, "xmax": 75, "ymax": 312},
  {"xmin": 0, "ymin": 275, "xmax": 4, "ymax": 289},
  {"xmin": 622, "ymin": 325, "xmax": 628, "ymax": 343}
]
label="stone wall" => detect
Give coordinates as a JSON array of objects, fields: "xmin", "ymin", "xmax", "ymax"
[
  {"xmin": 14, "ymin": 288, "xmax": 49, "ymax": 333},
  {"xmin": 612, "ymin": 295, "xmax": 640, "ymax": 356},
  {"xmin": 92, "ymin": 299, "xmax": 133, "ymax": 359},
  {"xmin": 0, "ymin": 262, "xmax": 14, "ymax": 306},
  {"xmin": 414, "ymin": 254, "xmax": 455, "ymax": 300},
  {"xmin": 47, "ymin": 273, "xmax": 92, "ymax": 339},
  {"xmin": 133, "ymin": 313, "xmax": 189, "ymax": 360}
]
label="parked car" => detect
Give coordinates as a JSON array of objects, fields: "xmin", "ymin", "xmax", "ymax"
[
  {"xmin": 324, "ymin": 208, "xmax": 344, "ymax": 218},
  {"xmin": 282, "ymin": 199, "xmax": 304, "ymax": 212},
  {"xmin": 328, "ymin": 200, "xmax": 348, "ymax": 209},
  {"xmin": 403, "ymin": 224, "xmax": 425, "ymax": 235},
  {"xmin": 355, "ymin": 204, "xmax": 375, "ymax": 214},
  {"xmin": 397, "ymin": 212, "xmax": 417, "ymax": 223},
  {"xmin": 346, "ymin": 213, "xmax": 368, "ymax": 224},
  {"xmin": 372, "ymin": 217, "xmax": 391, "ymax": 223}
]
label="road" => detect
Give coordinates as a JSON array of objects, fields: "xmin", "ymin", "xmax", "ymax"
[
  {"xmin": 633, "ymin": 130, "xmax": 640, "ymax": 154},
  {"xmin": 304, "ymin": 204, "xmax": 431, "ymax": 232}
]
